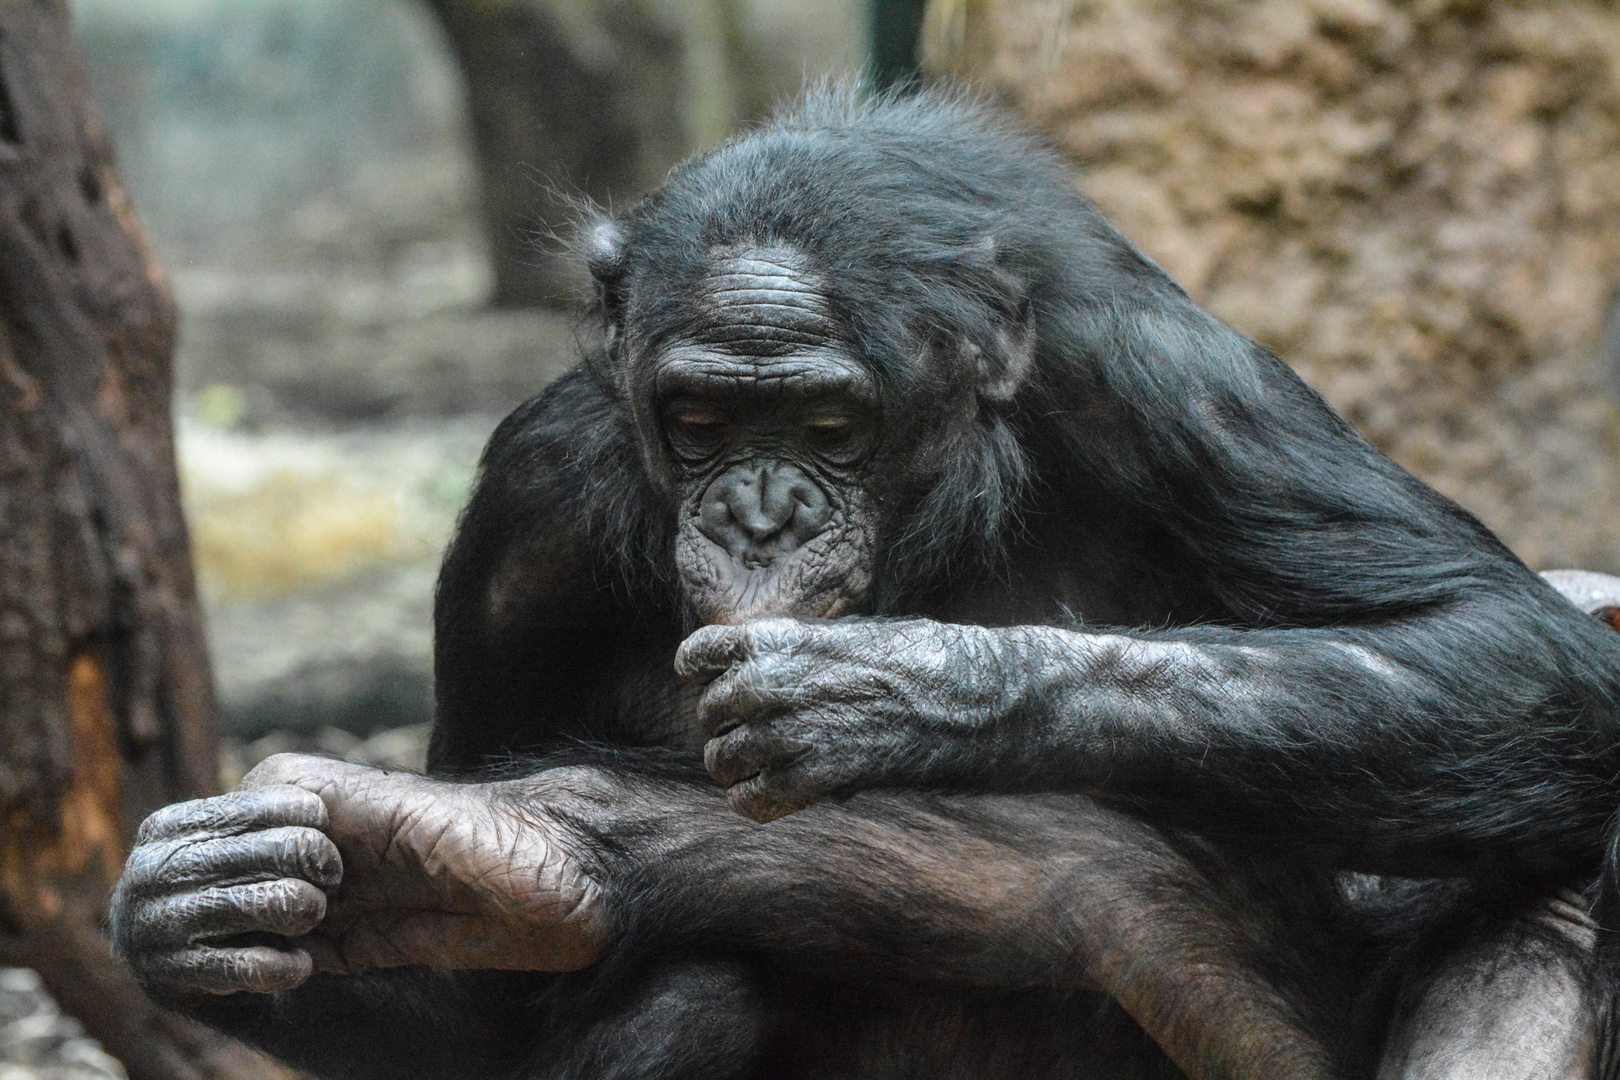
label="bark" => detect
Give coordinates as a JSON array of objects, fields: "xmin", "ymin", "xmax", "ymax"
[
  {"xmin": 925, "ymin": 0, "xmax": 1620, "ymax": 573},
  {"xmin": 0, "ymin": 2, "xmax": 293, "ymax": 1078}
]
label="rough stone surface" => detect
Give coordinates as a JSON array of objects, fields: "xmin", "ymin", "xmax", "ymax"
[
  {"xmin": 930, "ymin": 0, "xmax": 1620, "ymax": 571},
  {"xmin": 0, "ymin": 971, "xmax": 125, "ymax": 1080}
]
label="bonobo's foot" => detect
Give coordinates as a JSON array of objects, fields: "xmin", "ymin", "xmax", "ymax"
[
  {"xmin": 1377, "ymin": 889, "xmax": 1601, "ymax": 1079},
  {"xmin": 112, "ymin": 755, "xmax": 611, "ymax": 997}
]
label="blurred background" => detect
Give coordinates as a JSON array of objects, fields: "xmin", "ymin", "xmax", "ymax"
[
  {"xmin": 71, "ymin": 0, "xmax": 882, "ymax": 790},
  {"xmin": 5, "ymin": 1, "xmax": 1620, "ymax": 1076}
]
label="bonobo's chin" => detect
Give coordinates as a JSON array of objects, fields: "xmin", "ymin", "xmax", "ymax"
[{"xmin": 681, "ymin": 559, "xmax": 871, "ymax": 625}]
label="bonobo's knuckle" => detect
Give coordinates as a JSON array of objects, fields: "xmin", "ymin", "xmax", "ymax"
[
  {"xmin": 704, "ymin": 729, "xmax": 765, "ymax": 788},
  {"xmin": 706, "ymin": 728, "xmax": 807, "ymax": 790},
  {"xmin": 698, "ymin": 666, "xmax": 775, "ymax": 737},
  {"xmin": 134, "ymin": 798, "xmax": 213, "ymax": 845},
  {"xmin": 161, "ymin": 827, "xmax": 342, "ymax": 891},
  {"xmin": 674, "ymin": 624, "xmax": 744, "ymax": 683},
  {"xmin": 748, "ymin": 617, "xmax": 805, "ymax": 653},
  {"xmin": 117, "ymin": 837, "xmax": 187, "ymax": 897}
]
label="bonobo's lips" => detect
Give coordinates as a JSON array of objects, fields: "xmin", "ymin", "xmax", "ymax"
[
  {"xmin": 675, "ymin": 512, "xmax": 873, "ymax": 626},
  {"xmin": 713, "ymin": 571, "xmax": 859, "ymax": 624}
]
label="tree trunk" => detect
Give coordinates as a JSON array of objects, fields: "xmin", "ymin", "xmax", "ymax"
[
  {"xmin": 0, "ymin": 3, "xmax": 293, "ymax": 1078},
  {"xmin": 427, "ymin": 0, "xmax": 695, "ymax": 308},
  {"xmin": 427, "ymin": 0, "xmax": 759, "ymax": 309}
]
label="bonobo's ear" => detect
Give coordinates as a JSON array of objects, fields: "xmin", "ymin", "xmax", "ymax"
[
  {"xmin": 584, "ymin": 218, "xmax": 628, "ymax": 283},
  {"xmin": 583, "ymin": 218, "xmax": 629, "ymax": 337},
  {"xmin": 966, "ymin": 236, "xmax": 1035, "ymax": 403},
  {"xmin": 979, "ymin": 302, "xmax": 1035, "ymax": 403}
]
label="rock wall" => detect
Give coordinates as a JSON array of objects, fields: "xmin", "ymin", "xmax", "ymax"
[{"xmin": 927, "ymin": 0, "xmax": 1620, "ymax": 571}]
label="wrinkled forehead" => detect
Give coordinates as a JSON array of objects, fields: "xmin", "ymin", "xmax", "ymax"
[{"xmin": 689, "ymin": 244, "xmax": 841, "ymax": 353}]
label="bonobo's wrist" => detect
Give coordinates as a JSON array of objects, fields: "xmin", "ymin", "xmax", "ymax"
[
  {"xmin": 973, "ymin": 625, "xmax": 1107, "ymax": 785},
  {"xmin": 492, "ymin": 762, "xmax": 739, "ymax": 957},
  {"xmin": 984, "ymin": 625, "xmax": 1078, "ymax": 724}
]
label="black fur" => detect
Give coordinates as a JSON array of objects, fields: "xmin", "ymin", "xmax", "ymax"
[{"xmin": 175, "ymin": 86, "xmax": 1620, "ymax": 1079}]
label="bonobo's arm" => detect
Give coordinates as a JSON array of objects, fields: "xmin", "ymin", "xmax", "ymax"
[
  {"xmin": 112, "ymin": 755, "xmax": 1338, "ymax": 1080},
  {"xmin": 679, "ymin": 607, "xmax": 1620, "ymax": 879},
  {"xmin": 109, "ymin": 777, "xmax": 609, "ymax": 1080},
  {"xmin": 677, "ymin": 306, "xmax": 1620, "ymax": 881}
]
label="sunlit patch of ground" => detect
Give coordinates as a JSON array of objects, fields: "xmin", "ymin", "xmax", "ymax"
[
  {"xmin": 178, "ymin": 412, "xmax": 483, "ymax": 602},
  {"xmin": 175, "ymin": 411, "xmax": 499, "ymax": 742}
]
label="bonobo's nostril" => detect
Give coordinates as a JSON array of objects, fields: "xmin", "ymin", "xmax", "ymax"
[{"xmin": 697, "ymin": 462, "xmax": 832, "ymax": 561}]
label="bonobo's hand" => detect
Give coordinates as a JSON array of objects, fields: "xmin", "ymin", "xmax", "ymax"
[
  {"xmin": 676, "ymin": 617, "xmax": 1021, "ymax": 822},
  {"xmin": 112, "ymin": 755, "xmax": 611, "ymax": 997}
]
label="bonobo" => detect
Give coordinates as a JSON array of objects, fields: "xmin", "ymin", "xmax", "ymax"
[{"xmin": 112, "ymin": 87, "xmax": 1620, "ymax": 1080}]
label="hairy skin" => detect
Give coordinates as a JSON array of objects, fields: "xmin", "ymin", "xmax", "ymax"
[
  {"xmin": 679, "ymin": 613, "xmax": 1610, "ymax": 879},
  {"xmin": 112, "ymin": 88, "xmax": 1620, "ymax": 1080},
  {"xmin": 116, "ymin": 752, "xmax": 1343, "ymax": 1079},
  {"xmin": 114, "ymin": 762, "xmax": 608, "ymax": 991}
]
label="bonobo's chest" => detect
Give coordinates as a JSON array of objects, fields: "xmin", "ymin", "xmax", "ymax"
[{"xmin": 922, "ymin": 516, "xmax": 1217, "ymax": 632}]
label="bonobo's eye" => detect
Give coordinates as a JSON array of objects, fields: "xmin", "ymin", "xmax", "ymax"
[
  {"xmin": 664, "ymin": 406, "xmax": 734, "ymax": 460},
  {"xmin": 802, "ymin": 414, "xmax": 869, "ymax": 464}
]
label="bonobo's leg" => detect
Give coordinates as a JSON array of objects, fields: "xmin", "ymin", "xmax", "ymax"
[
  {"xmin": 183, "ymin": 754, "xmax": 1340, "ymax": 1080},
  {"xmin": 529, "ymin": 961, "xmax": 762, "ymax": 1080},
  {"xmin": 1377, "ymin": 889, "xmax": 1603, "ymax": 1080}
]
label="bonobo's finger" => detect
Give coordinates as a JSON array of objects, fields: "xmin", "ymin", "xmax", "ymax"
[
  {"xmin": 119, "ymin": 826, "xmax": 341, "ymax": 904},
  {"xmin": 137, "ymin": 879, "xmax": 328, "ymax": 947},
  {"xmin": 675, "ymin": 624, "xmax": 753, "ymax": 684},
  {"xmin": 704, "ymin": 726, "xmax": 807, "ymax": 789},
  {"xmin": 695, "ymin": 658, "xmax": 796, "ymax": 737},
  {"xmin": 135, "ymin": 786, "xmax": 328, "ymax": 845},
  {"xmin": 676, "ymin": 618, "xmax": 807, "ymax": 684},
  {"xmin": 147, "ymin": 827, "xmax": 342, "ymax": 892},
  {"xmin": 144, "ymin": 943, "xmax": 314, "ymax": 996},
  {"xmin": 724, "ymin": 771, "xmax": 819, "ymax": 824}
]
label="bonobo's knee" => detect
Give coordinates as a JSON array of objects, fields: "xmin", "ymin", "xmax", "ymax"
[
  {"xmin": 535, "ymin": 960, "xmax": 762, "ymax": 1080},
  {"xmin": 1378, "ymin": 889, "xmax": 1600, "ymax": 1080}
]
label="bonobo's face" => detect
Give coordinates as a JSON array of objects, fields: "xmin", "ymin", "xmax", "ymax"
[{"xmin": 641, "ymin": 246, "xmax": 879, "ymax": 624}]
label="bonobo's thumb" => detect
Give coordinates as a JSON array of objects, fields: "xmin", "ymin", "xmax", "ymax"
[
  {"xmin": 675, "ymin": 617, "xmax": 807, "ymax": 683},
  {"xmin": 239, "ymin": 751, "xmax": 383, "ymax": 794}
]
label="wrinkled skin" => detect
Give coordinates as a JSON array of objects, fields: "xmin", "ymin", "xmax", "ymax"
[
  {"xmin": 114, "ymin": 758, "xmax": 610, "ymax": 996},
  {"xmin": 636, "ymin": 247, "xmax": 888, "ymax": 625},
  {"xmin": 678, "ymin": 618, "xmax": 1018, "ymax": 822},
  {"xmin": 112, "ymin": 89, "xmax": 1620, "ymax": 1080}
]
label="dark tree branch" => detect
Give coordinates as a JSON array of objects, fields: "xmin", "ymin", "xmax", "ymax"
[{"xmin": 0, "ymin": 2, "xmax": 293, "ymax": 1077}]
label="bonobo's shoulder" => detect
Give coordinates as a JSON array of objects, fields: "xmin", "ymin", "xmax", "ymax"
[
  {"xmin": 477, "ymin": 363, "xmax": 635, "ymax": 485},
  {"xmin": 454, "ymin": 362, "xmax": 661, "ymax": 571}
]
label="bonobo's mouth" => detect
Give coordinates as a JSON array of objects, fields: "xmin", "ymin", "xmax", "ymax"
[
  {"xmin": 675, "ymin": 510, "xmax": 874, "ymax": 626},
  {"xmin": 712, "ymin": 568, "xmax": 860, "ymax": 624}
]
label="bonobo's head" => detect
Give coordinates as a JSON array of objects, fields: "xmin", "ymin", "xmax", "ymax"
[{"xmin": 583, "ymin": 88, "xmax": 1096, "ymax": 625}]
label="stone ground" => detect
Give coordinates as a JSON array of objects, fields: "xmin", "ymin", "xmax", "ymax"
[{"xmin": 0, "ymin": 971, "xmax": 126, "ymax": 1080}]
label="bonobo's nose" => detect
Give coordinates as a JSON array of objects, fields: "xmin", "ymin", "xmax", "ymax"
[{"xmin": 698, "ymin": 462, "xmax": 832, "ymax": 566}]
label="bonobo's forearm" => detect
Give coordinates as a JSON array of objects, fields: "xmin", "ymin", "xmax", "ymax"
[
  {"xmin": 553, "ymin": 765, "xmax": 1335, "ymax": 1080},
  {"xmin": 681, "ymin": 610, "xmax": 1620, "ymax": 879},
  {"xmin": 985, "ymin": 610, "xmax": 1619, "ymax": 877},
  {"xmin": 114, "ymin": 756, "xmax": 1335, "ymax": 1080}
]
